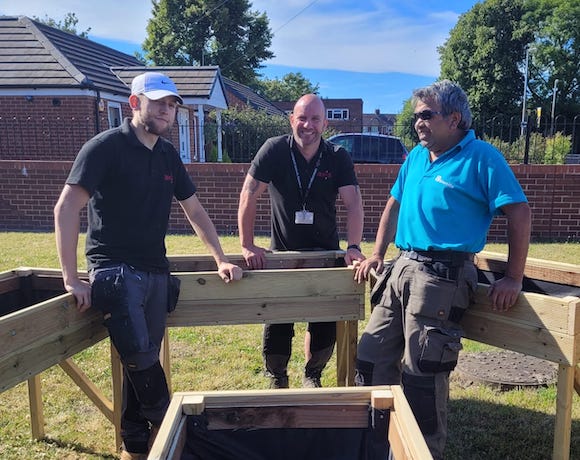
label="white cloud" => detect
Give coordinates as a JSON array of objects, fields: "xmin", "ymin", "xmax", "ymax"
[
  {"xmin": 1, "ymin": 0, "xmax": 150, "ymax": 43},
  {"xmin": 251, "ymin": 1, "xmax": 458, "ymax": 76},
  {"xmin": 2, "ymin": 0, "xmax": 466, "ymax": 76}
]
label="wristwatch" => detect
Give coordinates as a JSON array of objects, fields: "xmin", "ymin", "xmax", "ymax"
[{"xmin": 347, "ymin": 244, "xmax": 361, "ymax": 252}]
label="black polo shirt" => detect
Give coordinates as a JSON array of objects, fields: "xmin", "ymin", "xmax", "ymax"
[
  {"xmin": 66, "ymin": 118, "xmax": 196, "ymax": 272},
  {"xmin": 248, "ymin": 134, "xmax": 358, "ymax": 251}
]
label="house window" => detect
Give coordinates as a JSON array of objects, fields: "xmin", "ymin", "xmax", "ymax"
[
  {"xmin": 326, "ymin": 109, "xmax": 349, "ymax": 120},
  {"xmin": 107, "ymin": 102, "xmax": 122, "ymax": 128}
]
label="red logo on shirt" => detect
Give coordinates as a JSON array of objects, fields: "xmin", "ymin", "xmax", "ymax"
[
  {"xmin": 317, "ymin": 170, "xmax": 332, "ymax": 180},
  {"xmin": 164, "ymin": 174, "xmax": 173, "ymax": 183}
]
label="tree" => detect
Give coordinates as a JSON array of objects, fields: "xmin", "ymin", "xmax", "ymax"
[
  {"xmin": 524, "ymin": 0, "xmax": 580, "ymax": 119},
  {"xmin": 253, "ymin": 72, "xmax": 320, "ymax": 102},
  {"xmin": 438, "ymin": 0, "xmax": 533, "ymax": 119},
  {"xmin": 143, "ymin": 0, "xmax": 274, "ymax": 85},
  {"xmin": 393, "ymin": 99, "xmax": 418, "ymax": 151},
  {"xmin": 33, "ymin": 12, "xmax": 91, "ymax": 38}
]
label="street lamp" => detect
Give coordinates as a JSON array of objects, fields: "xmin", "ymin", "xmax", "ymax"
[
  {"xmin": 550, "ymin": 79, "xmax": 559, "ymax": 135},
  {"xmin": 520, "ymin": 47, "xmax": 530, "ymax": 137}
]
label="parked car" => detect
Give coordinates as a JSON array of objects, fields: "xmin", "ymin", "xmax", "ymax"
[{"xmin": 328, "ymin": 133, "xmax": 408, "ymax": 164}]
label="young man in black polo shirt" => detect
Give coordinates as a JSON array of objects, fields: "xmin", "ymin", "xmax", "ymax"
[
  {"xmin": 238, "ymin": 94, "xmax": 365, "ymax": 388},
  {"xmin": 54, "ymin": 72, "xmax": 242, "ymax": 460}
]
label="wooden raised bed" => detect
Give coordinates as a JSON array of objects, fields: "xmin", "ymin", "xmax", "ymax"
[
  {"xmin": 0, "ymin": 251, "xmax": 364, "ymax": 448},
  {"xmin": 149, "ymin": 386, "xmax": 432, "ymax": 460},
  {"xmin": 0, "ymin": 250, "xmax": 578, "ymax": 459},
  {"xmin": 369, "ymin": 251, "xmax": 580, "ymax": 460}
]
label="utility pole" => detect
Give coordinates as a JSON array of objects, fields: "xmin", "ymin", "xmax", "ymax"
[{"xmin": 550, "ymin": 79, "xmax": 559, "ymax": 136}]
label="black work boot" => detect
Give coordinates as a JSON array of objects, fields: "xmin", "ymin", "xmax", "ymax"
[
  {"xmin": 270, "ymin": 375, "xmax": 289, "ymax": 389},
  {"xmin": 302, "ymin": 375, "xmax": 322, "ymax": 388},
  {"xmin": 264, "ymin": 354, "xmax": 290, "ymax": 389},
  {"xmin": 304, "ymin": 345, "xmax": 334, "ymax": 387}
]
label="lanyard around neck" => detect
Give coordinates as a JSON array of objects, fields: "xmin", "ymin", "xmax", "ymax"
[{"xmin": 290, "ymin": 143, "xmax": 323, "ymax": 208}]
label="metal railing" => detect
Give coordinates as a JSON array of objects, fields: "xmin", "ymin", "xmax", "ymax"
[{"xmin": 1, "ymin": 113, "xmax": 578, "ymax": 164}]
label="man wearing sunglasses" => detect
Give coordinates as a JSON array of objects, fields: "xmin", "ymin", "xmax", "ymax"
[{"xmin": 353, "ymin": 80, "xmax": 531, "ymax": 459}]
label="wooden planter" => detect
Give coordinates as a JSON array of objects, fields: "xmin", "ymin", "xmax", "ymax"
[
  {"xmin": 0, "ymin": 251, "xmax": 364, "ymax": 448},
  {"xmin": 149, "ymin": 386, "xmax": 433, "ymax": 460},
  {"xmin": 1, "ymin": 251, "xmax": 578, "ymax": 459}
]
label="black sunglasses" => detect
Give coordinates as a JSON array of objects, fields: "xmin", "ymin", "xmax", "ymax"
[{"xmin": 413, "ymin": 110, "xmax": 444, "ymax": 121}]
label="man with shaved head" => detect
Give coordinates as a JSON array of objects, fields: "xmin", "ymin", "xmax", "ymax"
[{"xmin": 238, "ymin": 94, "xmax": 365, "ymax": 389}]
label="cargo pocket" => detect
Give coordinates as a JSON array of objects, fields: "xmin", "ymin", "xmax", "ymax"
[
  {"xmin": 418, "ymin": 326, "xmax": 463, "ymax": 373},
  {"xmin": 408, "ymin": 268, "xmax": 457, "ymax": 321},
  {"xmin": 91, "ymin": 265, "xmax": 140, "ymax": 356},
  {"xmin": 167, "ymin": 274, "xmax": 181, "ymax": 313},
  {"xmin": 370, "ymin": 258, "xmax": 396, "ymax": 306}
]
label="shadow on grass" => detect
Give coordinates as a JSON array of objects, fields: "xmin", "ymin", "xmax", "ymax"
[
  {"xmin": 40, "ymin": 437, "xmax": 117, "ymax": 459},
  {"xmin": 446, "ymin": 397, "xmax": 580, "ymax": 460}
]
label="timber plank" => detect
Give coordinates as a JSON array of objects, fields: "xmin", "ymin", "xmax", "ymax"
[
  {"xmin": 167, "ymin": 295, "xmax": 363, "ymax": 326},
  {"xmin": 176, "ymin": 268, "xmax": 362, "ymax": 301},
  {"xmin": 0, "ymin": 293, "xmax": 107, "ymax": 392},
  {"xmin": 389, "ymin": 386, "xmax": 434, "ymax": 460},
  {"xmin": 205, "ymin": 404, "xmax": 369, "ymax": 429},
  {"xmin": 168, "ymin": 251, "xmax": 344, "ymax": 272},
  {"xmin": 470, "ymin": 285, "xmax": 577, "ymax": 333},
  {"xmin": 180, "ymin": 387, "xmax": 388, "ymax": 409},
  {"xmin": 462, "ymin": 311, "xmax": 575, "ymax": 364},
  {"xmin": 463, "ymin": 284, "xmax": 580, "ymax": 365},
  {"xmin": 149, "ymin": 393, "xmax": 188, "ymax": 460},
  {"xmin": 477, "ymin": 251, "xmax": 580, "ymax": 287},
  {"xmin": 0, "ymin": 293, "xmax": 99, "ymax": 356}
]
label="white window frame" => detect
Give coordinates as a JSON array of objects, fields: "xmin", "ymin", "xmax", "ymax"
[
  {"xmin": 326, "ymin": 108, "xmax": 350, "ymax": 120},
  {"xmin": 107, "ymin": 101, "xmax": 122, "ymax": 128}
]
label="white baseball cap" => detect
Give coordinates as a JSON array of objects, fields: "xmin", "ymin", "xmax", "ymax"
[{"xmin": 131, "ymin": 72, "xmax": 183, "ymax": 104}]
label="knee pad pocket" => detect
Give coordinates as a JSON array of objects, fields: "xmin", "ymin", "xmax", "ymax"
[{"xmin": 402, "ymin": 372, "xmax": 437, "ymax": 435}]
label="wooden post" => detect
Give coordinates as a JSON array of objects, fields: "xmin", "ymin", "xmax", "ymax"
[
  {"xmin": 161, "ymin": 329, "xmax": 172, "ymax": 393},
  {"xmin": 27, "ymin": 374, "xmax": 44, "ymax": 440},
  {"xmin": 336, "ymin": 320, "xmax": 358, "ymax": 386},
  {"xmin": 553, "ymin": 364, "xmax": 574, "ymax": 460},
  {"xmin": 110, "ymin": 342, "xmax": 123, "ymax": 451}
]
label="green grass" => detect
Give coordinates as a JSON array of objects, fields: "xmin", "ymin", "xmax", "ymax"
[{"xmin": 0, "ymin": 233, "xmax": 579, "ymax": 459}]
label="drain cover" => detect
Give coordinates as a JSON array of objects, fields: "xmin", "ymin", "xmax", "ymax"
[{"xmin": 455, "ymin": 350, "xmax": 557, "ymax": 389}]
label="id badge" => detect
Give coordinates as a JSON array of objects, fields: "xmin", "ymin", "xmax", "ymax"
[{"xmin": 295, "ymin": 209, "xmax": 314, "ymax": 225}]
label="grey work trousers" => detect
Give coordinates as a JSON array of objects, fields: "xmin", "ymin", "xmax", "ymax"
[{"xmin": 356, "ymin": 254, "xmax": 477, "ymax": 460}]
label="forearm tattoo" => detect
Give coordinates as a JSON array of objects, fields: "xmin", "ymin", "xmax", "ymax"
[{"xmin": 243, "ymin": 177, "xmax": 260, "ymax": 196}]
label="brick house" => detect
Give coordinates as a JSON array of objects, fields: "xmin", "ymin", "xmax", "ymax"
[
  {"xmin": 274, "ymin": 98, "xmax": 364, "ymax": 133},
  {"xmin": 362, "ymin": 109, "xmax": 397, "ymax": 135},
  {"xmin": 0, "ymin": 15, "xmax": 273, "ymax": 163},
  {"xmin": 222, "ymin": 76, "xmax": 285, "ymax": 116}
]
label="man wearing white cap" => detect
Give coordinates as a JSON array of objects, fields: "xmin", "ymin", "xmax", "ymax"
[{"xmin": 54, "ymin": 72, "xmax": 242, "ymax": 459}]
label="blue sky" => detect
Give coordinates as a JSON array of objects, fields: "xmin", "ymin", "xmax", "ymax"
[{"xmin": 2, "ymin": 0, "xmax": 481, "ymax": 113}]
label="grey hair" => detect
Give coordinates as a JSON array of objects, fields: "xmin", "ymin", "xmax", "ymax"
[{"xmin": 411, "ymin": 80, "xmax": 472, "ymax": 130}]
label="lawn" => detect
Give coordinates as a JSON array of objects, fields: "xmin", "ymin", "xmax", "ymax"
[{"xmin": 0, "ymin": 232, "xmax": 579, "ymax": 459}]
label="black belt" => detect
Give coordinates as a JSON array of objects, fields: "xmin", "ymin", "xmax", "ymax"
[{"xmin": 400, "ymin": 250, "xmax": 474, "ymax": 265}]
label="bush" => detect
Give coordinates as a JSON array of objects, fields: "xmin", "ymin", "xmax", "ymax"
[
  {"xmin": 484, "ymin": 132, "xmax": 571, "ymax": 164},
  {"xmin": 205, "ymin": 107, "xmax": 290, "ymax": 163},
  {"xmin": 543, "ymin": 132, "xmax": 572, "ymax": 164}
]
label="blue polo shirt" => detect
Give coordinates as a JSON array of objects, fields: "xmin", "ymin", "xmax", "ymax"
[{"xmin": 391, "ymin": 130, "xmax": 527, "ymax": 253}]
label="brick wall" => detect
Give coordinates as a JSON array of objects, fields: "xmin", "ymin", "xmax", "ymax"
[
  {"xmin": 0, "ymin": 96, "xmax": 182, "ymax": 162},
  {"xmin": 0, "ymin": 161, "xmax": 578, "ymax": 242},
  {"xmin": 0, "ymin": 96, "xmax": 102, "ymax": 161}
]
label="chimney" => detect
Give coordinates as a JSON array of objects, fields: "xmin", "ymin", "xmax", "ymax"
[{"xmin": 375, "ymin": 109, "xmax": 380, "ymax": 115}]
